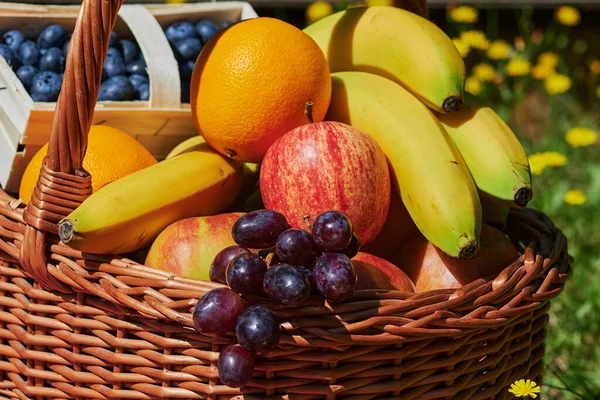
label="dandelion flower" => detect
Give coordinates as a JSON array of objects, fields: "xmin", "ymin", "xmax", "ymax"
[
  {"xmin": 545, "ymin": 152, "xmax": 568, "ymax": 166},
  {"xmin": 566, "ymin": 127, "xmax": 598, "ymax": 147},
  {"xmin": 509, "ymin": 379, "xmax": 541, "ymax": 398},
  {"xmin": 538, "ymin": 52, "xmax": 559, "ymax": 68},
  {"xmin": 528, "ymin": 152, "xmax": 567, "ymax": 175},
  {"xmin": 544, "ymin": 74, "xmax": 571, "ymax": 94},
  {"xmin": 465, "ymin": 76, "xmax": 482, "ymax": 95},
  {"xmin": 590, "ymin": 59, "xmax": 600, "ymax": 74},
  {"xmin": 532, "ymin": 64, "xmax": 556, "ymax": 80},
  {"xmin": 472, "ymin": 63, "xmax": 495, "ymax": 81},
  {"xmin": 460, "ymin": 30, "xmax": 490, "ymax": 50},
  {"xmin": 306, "ymin": 1, "xmax": 333, "ymax": 24},
  {"xmin": 487, "ymin": 40, "xmax": 511, "ymax": 60},
  {"xmin": 452, "ymin": 38, "xmax": 470, "ymax": 58},
  {"xmin": 555, "ymin": 6, "xmax": 580, "ymax": 26},
  {"xmin": 449, "ymin": 6, "xmax": 478, "ymax": 23},
  {"xmin": 505, "ymin": 57, "xmax": 531, "ymax": 77},
  {"xmin": 564, "ymin": 190, "xmax": 586, "ymax": 205}
]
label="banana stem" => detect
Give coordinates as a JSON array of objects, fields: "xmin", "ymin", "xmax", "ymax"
[{"xmin": 57, "ymin": 220, "xmax": 74, "ymax": 244}]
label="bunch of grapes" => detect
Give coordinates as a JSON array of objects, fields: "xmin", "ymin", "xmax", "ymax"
[{"xmin": 192, "ymin": 209, "xmax": 360, "ymax": 388}]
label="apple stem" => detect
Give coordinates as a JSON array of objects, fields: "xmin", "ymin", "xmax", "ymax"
[
  {"xmin": 304, "ymin": 101, "xmax": 314, "ymax": 124},
  {"xmin": 303, "ymin": 215, "xmax": 312, "ymax": 231}
]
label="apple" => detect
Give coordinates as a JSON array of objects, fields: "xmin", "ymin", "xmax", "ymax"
[
  {"xmin": 260, "ymin": 121, "xmax": 390, "ymax": 245},
  {"xmin": 392, "ymin": 223, "xmax": 519, "ymax": 292},
  {"xmin": 354, "ymin": 252, "xmax": 415, "ymax": 292},
  {"xmin": 145, "ymin": 212, "xmax": 245, "ymax": 280}
]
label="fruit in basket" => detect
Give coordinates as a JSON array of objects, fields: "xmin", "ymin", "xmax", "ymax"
[
  {"xmin": 38, "ymin": 47, "xmax": 65, "ymax": 73},
  {"xmin": 313, "ymin": 252, "xmax": 357, "ymax": 303},
  {"xmin": 342, "ymin": 233, "xmax": 361, "ymax": 259},
  {"xmin": 327, "ymin": 71, "xmax": 482, "ymax": 259},
  {"xmin": 29, "ymin": 71, "xmax": 62, "ymax": 102},
  {"xmin": 37, "ymin": 24, "xmax": 67, "ymax": 49},
  {"xmin": 354, "ymin": 252, "xmax": 415, "ymax": 292},
  {"xmin": 129, "ymin": 73, "xmax": 149, "ymax": 91},
  {"xmin": 210, "ymin": 246, "xmax": 249, "ymax": 284},
  {"xmin": 3, "ymin": 30, "xmax": 25, "ymax": 51},
  {"xmin": 166, "ymin": 136, "xmax": 207, "ymax": 159},
  {"xmin": 19, "ymin": 125, "xmax": 157, "ymax": 204},
  {"xmin": 226, "ymin": 253, "xmax": 268, "ymax": 296},
  {"xmin": 57, "ymin": 150, "xmax": 243, "ymax": 254},
  {"xmin": 218, "ymin": 344, "xmax": 255, "ymax": 388},
  {"xmin": 303, "ymin": 6, "xmax": 465, "ymax": 113},
  {"xmin": 275, "ymin": 228, "xmax": 319, "ymax": 266},
  {"xmin": 190, "ymin": 17, "xmax": 332, "ymax": 163},
  {"xmin": 145, "ymin": 212, "xmax": 244, "ymax": 280},
  {"xmin": 118, "ymin": 39, "xmax": 139, "ymax": 64},
  {"xmin": 393, "ymin": 224, "xmax": 519, "ymax": 292},
  {"xmin": 263, "ymin": 263, "xmax": 311, "ymax": 305},
  {"xmin": 235, "ymin": 306, "xmax": 280, "ymax": 354},
  {"xmin": 436, "ymin": 97, "xmax": 533, "ymax": 206},
  {"xmin": 312, "ymin": 211, "xmax": 354, "ymax": 251},
  {"xmin": 17, "ymin": 41, "xmax": 40, "ymax": 66},
  {"xmin": 98, "ymin": 76, "xmax": 136, "ymax": 101},
  {"xmin": 137, "ymin": 83, "xmax": 150, "ymax": 101},
  {"xmin": 193, "ymin": 287, "xmax": 245, "ymax": 335},
  {"xmin": 165, "ymin": 21, "xmax": 198, "ymax": 45},
  {"xmin": 16, "ymin": 65, "xmax": 38, "ymax": 89},
  {"xmin": 195, "ymin": 20, "xmax": 219, "ymax": 43},
  {"xmin": 103, "ymin": 48, "xmax": 125, "ymax": 78},
  {"xmin": 260, "ymin": 121, "xmax": 390, "ymax": 245},
  {"xmin": 232, "ymin": 210, "xmax": 290, "ymax": 249},
  {"xmin": 174, "ymin": 37, "xmax": 203, "ymax": 61},
  {"xmin": 0, "ymin": 44, "xmax": 18, "ymax": 68}
]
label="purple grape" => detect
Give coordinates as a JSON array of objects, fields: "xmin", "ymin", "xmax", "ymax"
[
  {"xmin": 263, "ymin": 263, "xmax": 311, "ymax": 305},
  {"xmin": 312, "ymin": 211, "xmax": 353, "ymax": 251},
  {"xmin": 275, "ymin": 228, "xmax": 318, "ymax": 266},
  {"xmin": 210, "ymin": 246, "xmax": 248, "ymax": 284},
  {"xmin": 226, "ymin": 253, "xmax": 267, "ymax": 295},
  {"xmin": 235, "ymin": 305, "xmax": 280, "ymax": 354},
  {"xmin": 342, "ymin": 233, "xmax": 361, "ymax": 259},
  {"xmin": 193, "ymin": 287, "xmax": 244, "ymax": 335},
  {"xmin": 313, "ymin": 253, "xmax": 357, "ymax": 303},
  {"xmin": 218, "ymin": 344, "xmax": 254, "ymax": 388},
  {"xmin": 232, "ymin": 209, "xmax": 290, "ymax": 249}
]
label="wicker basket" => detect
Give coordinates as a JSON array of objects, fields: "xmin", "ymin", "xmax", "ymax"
[{"xmin": 0, "ymin": 0, "xmax": 572, "ymax": 398}]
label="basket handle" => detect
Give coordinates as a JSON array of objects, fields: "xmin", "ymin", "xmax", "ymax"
[{"xmin": 20, "ymin": 0, "xmax": 124, "ymax": 292}]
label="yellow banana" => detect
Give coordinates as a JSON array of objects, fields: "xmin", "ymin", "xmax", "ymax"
[
  {"xmin": 303, "ymin": 6, "xmax": 466, "ymax": 113},
  {"xmin": 327, "ymin": 71, "xmax": 481, "ymax": 259},
  {"xmin": 58, "ymin": 147, "xmax": 243, "ymax": 254},
  {"xmin": 436, "ymin": 97, "xmax": 532, "ymax": 206}
]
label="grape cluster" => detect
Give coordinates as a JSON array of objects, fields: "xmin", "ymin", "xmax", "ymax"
[{"xmin": 192, "ymin": 209, "xmax": 360, "ymax": 388}]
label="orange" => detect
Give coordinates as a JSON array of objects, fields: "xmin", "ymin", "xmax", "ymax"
[
  {"xmin": 190, "ymin": 17, "xmax": 331, "ymax": 163},
  {"xmin": 19, "ymin": 125, "xmax": 157, "ymax": 204}
]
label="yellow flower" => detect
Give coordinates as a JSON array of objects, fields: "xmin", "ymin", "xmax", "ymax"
[
  {"xmin": 564, "ymin": 190, "xmax": 586, "ymax": 205},
  {"xmin": 460, "ymin": 30, "xmax": 490, "ymax": 50},
  {"xmin": 465, "ymin": 76, "xmax": 482, "ymax": 95},
  {"xmin": 532, "ymin": 64, "xmax": 556, "ymax": 80},
  {"xmin": 544, "ymin": 74, "xmax": 572, "ymax": 94},
  {"xmin": 449, "ymin": 6, "xmax": 478, "ymax": 23},
  {"xmin": 566, "ymin": 127, "xmax": 598, "ymax": 147},
  {"xmin": 505, "ymin": 57, "xmax": 531, "ymax": 77},
  {"xmin": 538, "ymin": 52, "xmax": 559, "ymax": 68},
  {"xmin": 590, "ymin": 59, "xmax": 600, "ymax": 74},
  {"xmin": 472, "ymin": 63, "xmax": 495, "ymax": 81},
  {"xmin": 555, "ymin": 6, "xmax": 580, "ymax": 26},
  {"xmin": 306, "ymin": 1, "xmax": 333, "ymax": 24},
  {"xmin": 452, "ymin": 38, "xmax": 470, "ymax": 58},
  {"xmin": 487, "ymin": 40, "xmax": 511, "ymax": 60},
  {"xmin": 366, "ymin": 0, "xmax": 392, "ymax": 5},
  {"xmin": 509, "ymin": 379, "xmax": 541, "ymax": 398},
  {"xmin": 528, "ymin": 152, "xmax": 567, "ymax": 175}
]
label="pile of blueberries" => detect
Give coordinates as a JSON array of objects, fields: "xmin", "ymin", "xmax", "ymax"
[
  {"xmin": 163, "ymin": 18, "xmax": 234, "ymax": 103},
  {"xmin": 0, "ymin": 24, "xmax": 148, "ymax": 102}
]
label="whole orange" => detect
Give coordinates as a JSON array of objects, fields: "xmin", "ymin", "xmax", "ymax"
[
  {"xmin": 190, "ymin": 17, "xmax": 332, "ymax": 163},
  {"xmin": 19, "ymin": 125, "xmax": 157, "ymax": 204}
]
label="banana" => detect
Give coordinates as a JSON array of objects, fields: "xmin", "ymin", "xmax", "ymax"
[
  {"xmin": 58, "ymin": 149, "xmax": 243, "ymax": 254},
  {"xmin": 436, "ymin": 97, "xmax": 532, "ymax": 206},
  {"xmin": 327, "ymin": 71, "xmax": 481, "ymax": 259},
  {"xmin": 303, "ymin": 6, "xmax": 466, "ymax": 114}
]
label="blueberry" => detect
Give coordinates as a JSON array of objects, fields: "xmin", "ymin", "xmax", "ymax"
[
  {"xmin": 98, "ymin": 75, "xmax": 135, "ymax": 101},
  {"xmin": 137, "ymin": 82, "xmax": 150, "ymax": 101},
  {"xmin": 103, "ymin": 47, "xmax": 124, "ymax": 78},
  {"xmin": 221, "ymin": 20, "xmax": 235, "ymax": 29},
  {"xmin": 119, "ymin": 39, "xmax": 139, "ymax": 64},
  {"xmin": 179, "ymin": 60, "xmax": 195, "ymax": 81},
  {"xmin": 165, "ymin": 21, "xmax": 197, "ymax": 44},
  {"xmin": 40, "ymin": 48, "xmax": 48, "ymax": 55},
  {"xmin": 129, "ymin": 73, "xmax": 148, "ymax": 90},
  {"xmin": 195, "ymin": 20, "xmax": 219, "ymax": 43},
  {"xmin": 18, "ymin": 41, "xmax": 40, "ymax": 66},
  {"xmin": 109, "ymin": 31, "xmax": 118, "ymax": 48},
  {"xmin": 125, "ymin": 59, "xmax": 147, "ymax": 76},
  {"xmin": 3, "ymin": 30, "xmax": 25, "ymax": 52},
  {"xmin": 174, "ymin": 37, "xmax": 202, "ymax": 61},
  {"xmin": 30, "ymin": 71, "xmax": 62, "ymax": 102},
  {"xmin": 62, "ymin": 35, "xmax": 71, "ymax": 56},
  {"xmin": 38, "ymin": 24, "xmax": 67, "ymax": 49},
  {"xmin": 16, "ymin": 65, "xmax": 38, "ymax": 89},
  {"xmin": 181, "ymin": 81, "xmax": 190, "ymax": 103},
  {"xmin": 39, "ymin": 47, "xmax": 65, "ymax": 72},
  {"xmin": 0, "ymin": 44, "xmax": 18, "ymax": 69}
]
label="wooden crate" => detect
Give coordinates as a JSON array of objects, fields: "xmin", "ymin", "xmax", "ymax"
[{"xmin": 0, "ymin": 1, "xmax": 258, "ymax": 194}]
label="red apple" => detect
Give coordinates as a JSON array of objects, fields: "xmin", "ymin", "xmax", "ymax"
[
  {"xmin": 393, "ymin": 223, "xmax": 519, "ymax": 292},
  {"xmin": 354, "ymin": 252, "xmax": 415, "ymax": 292},
  {"xmin": 260, "ymin": 121, "xmax": 390, "ymax": 245},
  {"xmin": 145, "ymin": 212, "xmax": 245, "ymax": 280}
]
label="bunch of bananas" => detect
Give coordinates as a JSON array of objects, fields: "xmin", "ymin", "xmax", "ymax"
[{"xmin": 304, "ymin": 6, "xmax": 531, "ymax": 258}]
